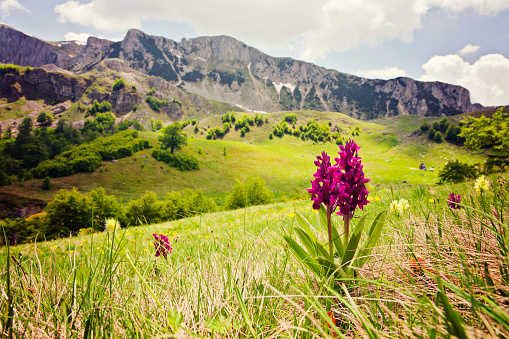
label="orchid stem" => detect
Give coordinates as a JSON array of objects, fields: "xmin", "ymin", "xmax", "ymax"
[
  {"xmin": 327, "ymin": 204, "xmax": 333, "ymax": 258},
  {"xmin": 344, "ymin": 214, "xmax": 350, "ymax": 246}
]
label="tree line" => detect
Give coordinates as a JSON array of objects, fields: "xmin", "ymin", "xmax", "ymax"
[
  {"xmin": 0, "ymin": 111, "xmax": 148, "ymax": 186},
  {"xmin": 1, "ymin": 175, "xmax": 274, "ymax": 245}
]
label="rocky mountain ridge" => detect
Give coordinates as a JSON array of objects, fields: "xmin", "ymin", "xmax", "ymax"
[
  {"xmin": 0, "ymin": 23, "xmax": 487, "ymax": 119},
  {"xmin": 0, "ymin": 59, "xmax": 240, "ymax": 135}
]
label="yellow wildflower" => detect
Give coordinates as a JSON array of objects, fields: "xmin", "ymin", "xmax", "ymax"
[
  {"xmin": 105, "ymin": 218, "xmax": 120, "ymax": 232},
  {"xmin": 390, "ymin": 199, "xmax": 410, "ymax": 214},
  {"xmin": 474, "ymin": 175, "xmax": 490, "ymax": 195}
]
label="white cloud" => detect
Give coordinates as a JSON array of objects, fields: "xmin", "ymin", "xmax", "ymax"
[
  {"xmin": 54, "ymin": 0, "xmax": 509, "ymax": 61},
  {"xmin": 0, "ymin": 0, "xmax": 29, "ymax": 16},
  {"xmin": 356, "ymin": 66, "xmax": 408, "ymax": 79},
  {"xmin": 420, "ymin": 53, "xmax": 509, "ymax": 106},
  {"xmin": 458, "ymin": 44, "xmax": 480, "ymax": 55},
  {"xmin": 426, "ymin": 0, "xmax": 509, "ymax": 15},
  {"xmin": 64, "ymin": 32, "xmax": 91, "ymax": 43}
]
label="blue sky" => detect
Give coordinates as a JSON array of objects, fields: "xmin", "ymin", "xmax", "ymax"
[{"xmin": 1, "ymin": 0, "xmax": 509, "ymax": 106}]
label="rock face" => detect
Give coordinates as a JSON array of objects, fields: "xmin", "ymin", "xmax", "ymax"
[
  {"xmin": 0, "ymin": 67, "xmax": 88, "ymax": 103},
  {"xmin": 0, "ymin": 25, "xmax": 68, "ymax": 68},
  {"xmin": 0, "ymin": 24, "xmax": 487, "ymax": 119},
  {"xmin": 0, "ymin": 60, "xmax": 231, "ymax": 121}
]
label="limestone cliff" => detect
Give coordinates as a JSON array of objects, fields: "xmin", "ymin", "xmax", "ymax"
[{"xmin": 0, "ymin": 24, "xmax": 488, "ymax": 118}]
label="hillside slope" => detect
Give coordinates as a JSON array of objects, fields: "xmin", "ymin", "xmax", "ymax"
[{"xmin": 0, "ymin": 112, "xmax": 480, "ymax": 207}]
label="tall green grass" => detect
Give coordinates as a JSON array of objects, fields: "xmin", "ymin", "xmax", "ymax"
[{"xmin": 1, "ymin": 174, "xmax": 508, "ymax": 337}]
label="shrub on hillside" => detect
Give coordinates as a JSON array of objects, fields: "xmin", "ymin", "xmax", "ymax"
[
  {"xmin": 146, "ymin": 96, "xmax": 167, "ymax": 112},
  {"xmin": 445, "ymin": 124, "xmax": 463, "ymax": 143},
  {"xmin": 225, "ymin": 176, "xmax": 272, "ymax": 210},
  {"xmin": 234, "ymin": 114, "xmax": 254, "ymax": 130},
  {"xmin": 419, "ymin": 121, "xmax": 430, "ymax": 133},
  {"xmin": 0, "ymin": 64, "xmax": 23, "ymax": 75},
  {"xmin": 44, "ymin": 188, "xmax": 94, "ymax": 236},
  {"xmin": 0, "ymin": 171, "xmax": 14, "ymax": 186},
  {"xmin": 36, "ymin": 111, "xmax": 54, "ymax": 125},
  {"xmin": 434, "ymin": 131, "xmax": 442, "ymax": 142},
  {"xmin": 427, "ymin": 127, "xmax": 436, "ymax": 139},
  {"xmin": 172, "ymin": 98, "xmax": 183, "ymax": 107},
  {"xmin": 41, "ymin": 176, "xmax": 51, "ymax": 190},
  {"xmin": 437, "ymin": 160, "xmax": 477, "ymax": 184},
  {"xmin": 115, "ymin": 119, "xmax": 146, "ymax": 132},
  {"xmin": 152, "ymin": 149, "xmax": 199, "ymax": 171},
  {"xmin": 206, "ymin": 122, "xmax": 231, "ymax": 139},
  {"xmin": 32, "ymin": 130, "xmax": 150, "ymax": 178},
  {"xmin": 254, "ymin": 113, "xmax": 264, "ymax": 126},
  {"xmin": 125, "ymin": 191, "xmax": 165, "ymax": 226},
  {"xmin": 89, "ymin": 188, "xmax": 123, "ymax": 230},
  {"xmin": 272, "ymin": 119, "xmax": 332, "ymax": 142},
  {"xmin": 86, "ymin": 100, "xmax": 112, "ymax": 116},
  {"xmin": 31, "ymin": 159, "xmax": 73, "ymax": 178},
  {"xmin": 284, "ymin": 113, "xmax": 297, "ymax": 124},
  {"xmin": 163, "ymin": 188, "xmax": 215, "ymax": 220},
  {"xmin": 112, "ymin": 78, "xmax": 126, "ymax": 91},
  {"xmin": 82, "ymin": 112, "xmax": 116, "ymax": 133},
  {"xmin": 221, "ymin": 112, "xmax": 236, "ymax": 123},
  {"xmin": 0, "ymin": 217, "xmax": 48, "ymax": 245},
  {"xmin": 273, "ymin": 121, "xmax": 290, "ymax": 137},
  {"xmin": 438, "ymin": 117, "xmax": 449, "ymax": 131},
  {"xmin": 44, "ymin": 188, "xmax": 122, "ymax": 235},
  {"xmin": 305, "ymin": 119, "xmax": 331, "ymax": 142}
]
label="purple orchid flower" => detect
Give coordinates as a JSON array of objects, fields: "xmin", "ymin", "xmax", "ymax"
[
  {"xmin": 307, "ymin": 140, "xmax": 371, "ymax": 254},
  {"xmin": 152, "ymin": 234, "xmax": 172, "ymax": 259},
  {"xmin": 447, "ymin": 193, "xmax": 461, "ymax": 210}
]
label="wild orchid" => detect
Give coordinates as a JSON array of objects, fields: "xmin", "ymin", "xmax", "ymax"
[
  {"xmin": 153, "ymin": 234, "xmax": 172, "ymax": 259},
  {"xmin": 308, "ymin": 141, "xmax": 370, "ymax": 254},
  {"xmin": 286, "ymin": 139, "xmax": 386, "ymax": 281},
  {"xmin": 307, "ymin": 151, "xmax": 348, "ymax": 255},
  {"xmin": 448, "ymin": 193, "xmax": 462, "ymax": 209},
  {"xmin": 333, "ymin": 141, "xmax": 370, "ymax": 242}
]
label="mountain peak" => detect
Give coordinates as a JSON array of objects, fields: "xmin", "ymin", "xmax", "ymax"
[{"xmin": 0, "ymin": 25, "xmax": 489, "ymax": 118}]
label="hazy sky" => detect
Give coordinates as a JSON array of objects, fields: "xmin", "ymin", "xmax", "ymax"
[{"xmin": 1, "ymin": 0, "xmax": 509, "ymax": 106}]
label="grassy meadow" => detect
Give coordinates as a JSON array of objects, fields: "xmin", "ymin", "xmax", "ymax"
[
  {"xmin": 2, "ymin": 110, "xmax": 507, "ymax": 337},
  {"xmin": 2, "ymin": 172, "xmax": 508, "ymax": 337}
]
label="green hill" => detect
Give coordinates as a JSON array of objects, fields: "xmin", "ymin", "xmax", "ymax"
[{"xmin": 0, "ymin": 111, "xmax": 479, "ymax": 206}]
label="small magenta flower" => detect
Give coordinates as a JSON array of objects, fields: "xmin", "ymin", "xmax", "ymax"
[
  {"xmin": 334, "ymin": 140, "xmax": 370, "ymax": 217},
  {"xmin": 447, "ymin": 193, "xmax": 461, "ymax": 209},
  {"xmin": 307, "ymin": 151, "xmax": 348, "ymax": 212},
  {"xmin": 152, "ymin": 234, "xmax": 172, "ymax": 259}
]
